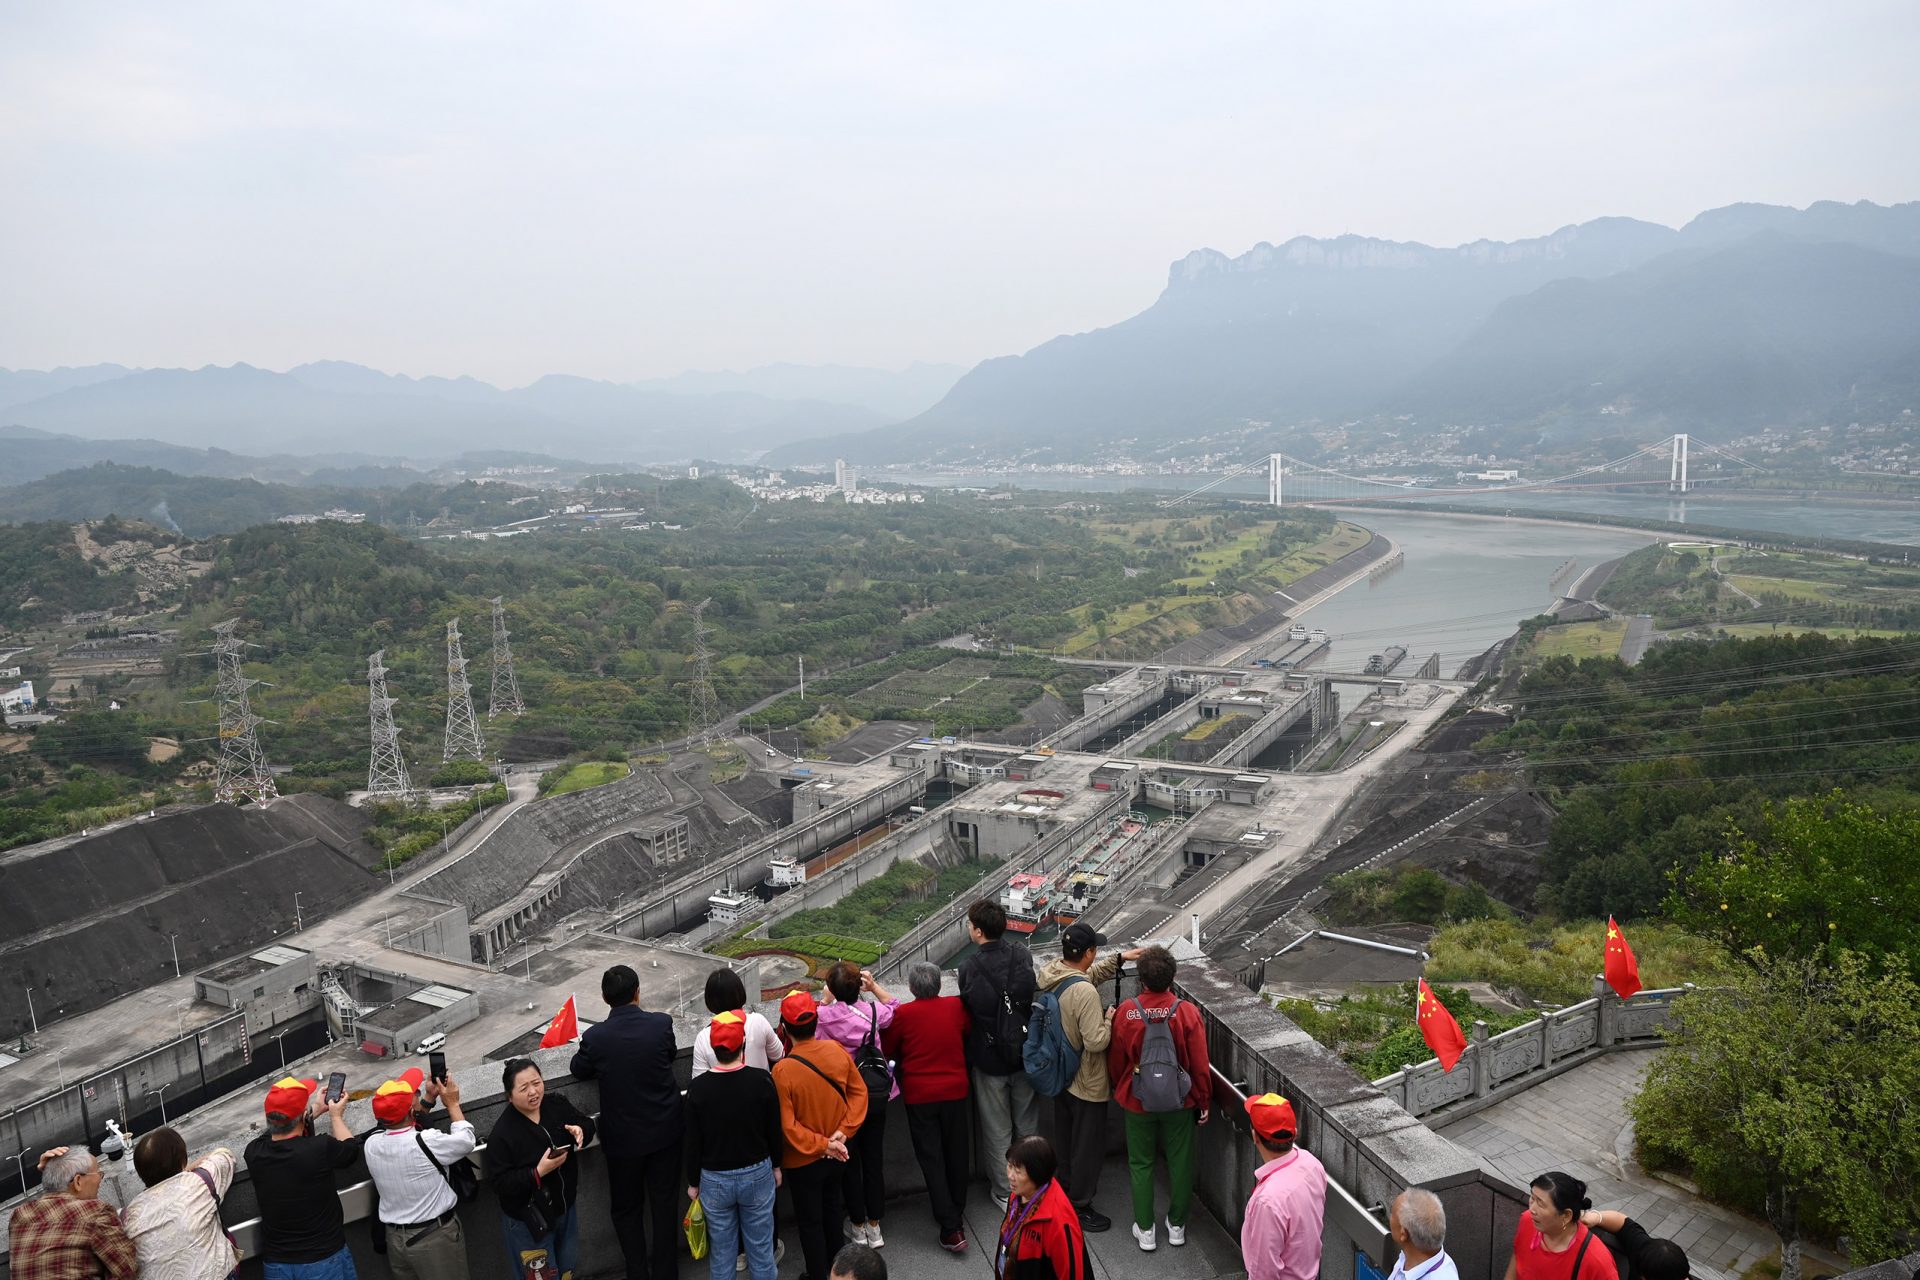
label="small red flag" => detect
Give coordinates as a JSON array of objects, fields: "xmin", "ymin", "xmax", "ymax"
[
  {"xmin": 538, "ymin": 995, "xmax": 579, "ymax": 1048},
  {"xmin": 1417, "ymin": 978, "xmax": 1467, "ymax": 1072},
  {"xmin": 1604, "ymin": 917, "xmax": 1642, "ymax": 1000}
]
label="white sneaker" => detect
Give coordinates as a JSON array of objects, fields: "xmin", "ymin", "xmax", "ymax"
[
  {"xmin": 993, "ymin": 1193, "xmax": 1009, "ymax": 1213},
  {"xmin": 1133, "ymin": 1223, "xmax": 1157, "ymax": 1252},
  {"xmin": 867, "ymin": 1223, "xmax": 885, "ymax": 1249},
  {"xmin": 774, "ymin": 1239, "xmax": 786, "ymax": 1263},
  {"xmin": 844, "ymin": 1220, "xmax": 869, "ymax": 1246},
  {"xmin": 1167, "ymin": 1222, "xmax": 1187, "ymax": 1247},
  {"xmin": 735, "ymin": 1252, "xmax": 747, "ymax": 1274}
]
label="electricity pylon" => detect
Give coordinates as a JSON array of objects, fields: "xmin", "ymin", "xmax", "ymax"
[
  {"xmin": 442, "ymin": 620, "xmax": 485, "ymax": 763},
  {"xmin": 210, "ymin": 619, "xmax": 277, "ymax": 805},
  {"xmin": 686, "ymin": 598, "xmax": 719, "ymax": 745},
  {"xmin": 366, "ymin": 650, "xmax": 414, "ymax": 798},
  {"xmin": 488, "ymin": 596, "xmax": 524, "ymax": 719}
]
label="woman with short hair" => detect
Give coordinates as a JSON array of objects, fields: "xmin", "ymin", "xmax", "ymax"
[
  {"xmin": 1504, "ymin": 1172, "xmax": 1620, "ymax": 1280},
  {"xmin": 692, "ymin": 966, "xmax": 784, "ymax": 1075},
  {"xmin": 815, "ymin": 961, "xmax": 898, "ymax": 1247},
  {"xmin": 995, "ymin": 1136, "xmax": 1091, "ymax": 1280},
  {"xmin": 881, "ymin": 960, "xmax": 973, "ymax": 1253},
  {"xmin": 483, "ymin": 1059, "xmax": 596, "ymax": 1280},
  {"xmin": 123, "ymin": 1128, "xmax": 240, "ymax": 1280}
]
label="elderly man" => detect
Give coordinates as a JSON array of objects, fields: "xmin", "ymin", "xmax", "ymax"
[
  {"xmin": 1241, "ymin": 1094, "xmax": 1327, "ymax": 1280},
  {"xmin": 8, "ymin": 1146, "xmax": 139, "ymax": 1280},
  {"xmin": 1390, "ymin": 1189, "xmax": 1460, "ymax": 1280},
  {"xmin": 244, "ymin": 1075, "xmax": 362, "ymax": 1280}
]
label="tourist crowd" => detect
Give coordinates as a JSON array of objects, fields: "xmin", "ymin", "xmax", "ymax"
[{"xmin": 6, "ymin": 900, "xmax": 1697, "ymax": 1280}]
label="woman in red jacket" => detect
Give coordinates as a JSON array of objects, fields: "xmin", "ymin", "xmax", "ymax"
[{"xmin": 996, "ymin": 1136, "xmax": 1093, "ymax": 1280}]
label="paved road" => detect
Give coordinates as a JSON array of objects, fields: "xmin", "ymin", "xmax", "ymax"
[{"xmin": 1619, "ymin": 614, "xmax": 1654, "ymax": 665}]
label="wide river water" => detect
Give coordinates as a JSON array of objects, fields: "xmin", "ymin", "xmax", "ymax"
[{"xmin": 1287, "ymin": 510, "xmax": 1658, "ymax": 676}]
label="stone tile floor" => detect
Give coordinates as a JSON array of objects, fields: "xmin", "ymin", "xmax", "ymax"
[
  {"xmin": 786, "ymin": 1163, "xmax": 1248, "ymax": 1280},
  {"xmin": 1431, "ymin": 1050, "xmax": 1779, "ymax": 1280}
]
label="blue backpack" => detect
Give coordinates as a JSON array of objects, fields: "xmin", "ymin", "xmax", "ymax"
[{"xmin": 1023, "ymin": 974, "xmax": 1088, "ymax": 1097}]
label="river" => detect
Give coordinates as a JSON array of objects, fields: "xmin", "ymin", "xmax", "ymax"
[
  {"xmin": 1289, "ymin": 511, "xmax": 1658, "ymax": 677},
  {"xmin": 892, "ymin": 468, "xmax": 1920, "ymax": 547}
]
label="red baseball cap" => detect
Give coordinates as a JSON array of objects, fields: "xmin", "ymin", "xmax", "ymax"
[
  {"xmin": 779, "ymin": 988, "xmax": 818, "ymax": 1027},
  {"xmin": 1246, "ymin": 1093, "xmax": 1298, "ymax": 1144},
  {"xmin": 371, "ymin": 1067, "xmax": 426, "ymax": 1125},
  {"xmin": 264, "ymin": 1077, "xmax": 320, "ymax": 1118},
  {"xmin": 709, "ymin": 1011, "xmax": 747, "ymax": 1054}
]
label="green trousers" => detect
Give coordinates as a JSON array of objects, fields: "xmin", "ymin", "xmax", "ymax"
[{"xmin": 1123, "ymin": 1108, "xmax": 1196, "ymax": 1230}]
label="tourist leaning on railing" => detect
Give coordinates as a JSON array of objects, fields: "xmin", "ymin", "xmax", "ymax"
[
  {"xmin": 881, "ymin": 960, "xmax": 975, "ymax": 1254},
  {"xmin": 123, "ymin": 1128, "xmax": 239, "ymax": 1280},
  {"xmin": 815, "ymin": 961, "xmax": 899, "ymax": 1249},
  {"xmin": 8, "ymin": 1146, "xmax": 139, "ymax": 1280}
]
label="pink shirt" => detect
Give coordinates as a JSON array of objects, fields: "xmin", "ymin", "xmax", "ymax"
[
  {"xmin": 815, "ymin": 997, "xmax": 899, "ymax": 1100},
  {"xmin": 1241, "ymin": 1146, "xmax": 1328, "ymax": 1280}
]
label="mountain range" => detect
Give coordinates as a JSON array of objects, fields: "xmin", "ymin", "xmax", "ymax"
[
  {"xmin": 766, "ymin": 199, "xmax": 1920, "ymax": 466},
  {"xmin": 0, "ymin": 361, "xmax": 963, "ymax": 465}
]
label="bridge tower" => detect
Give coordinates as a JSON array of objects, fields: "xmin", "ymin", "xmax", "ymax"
[
  {"xmin": 1669, "ymin": 433, "xmax": 1690, "ymax": 493},
  {"xmin": 1268, "ymin": 453, "xmax": 1284, "ymax": 507}
]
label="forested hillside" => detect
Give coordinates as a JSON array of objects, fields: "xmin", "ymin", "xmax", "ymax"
[{"xmin": 1489, "ymin": 633, "xmax": 1920, "ymax": 917}]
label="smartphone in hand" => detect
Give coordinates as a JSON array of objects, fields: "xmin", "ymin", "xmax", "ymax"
[
  {"xmin": 326, "ymin": 1072, "xmax": 346, "ymax": 1103},
  {"xmin": 428, "ymin": 1051, "xmax": 448, "ymax": 1084}
]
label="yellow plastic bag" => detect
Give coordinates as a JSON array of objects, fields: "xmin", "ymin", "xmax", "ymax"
[{"xmin": 683, "ymin": 1198, "xmax": 708, "ymax": 1260}]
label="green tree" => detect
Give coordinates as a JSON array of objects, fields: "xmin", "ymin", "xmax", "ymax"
[
  {"xmin": 1632, "ymin": 951, "xmax": 1920, "ymax": 1280},
  {"xmin": 1669, "ymin": 792, "xmax": 1920, "ymax": 976}
]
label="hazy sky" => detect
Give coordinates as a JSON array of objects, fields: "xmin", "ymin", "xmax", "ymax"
[{"xmin": 3, "ymin": 3, "xmax": 1916, "ymax": 386}]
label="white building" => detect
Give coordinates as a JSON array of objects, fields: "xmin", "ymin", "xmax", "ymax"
[
  {"xmin": 834, "ymin": 459, "xmax": 857, "ymax": 495},
  {"xmin": 1, "ymin": 680, "xmax": 35, "ymax": 712}
]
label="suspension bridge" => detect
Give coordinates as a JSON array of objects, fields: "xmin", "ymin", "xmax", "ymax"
[{"xmin": 1160, "ymin": 432, "xmax": 1767, "ymax": 508}]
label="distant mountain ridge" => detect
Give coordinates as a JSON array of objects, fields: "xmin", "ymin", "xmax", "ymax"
[
  {"xmin": 766, "ymin": 198, "xmax": 1920, "ymax": 465},
  {"xmin": 0, "ymin": 360, "xmax": 932, "ymax": 462}
]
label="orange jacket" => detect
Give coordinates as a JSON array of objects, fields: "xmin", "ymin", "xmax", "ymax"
[{"xmin": 770, "ymin": 1037, "xmax": 868, "ymax": 1169}]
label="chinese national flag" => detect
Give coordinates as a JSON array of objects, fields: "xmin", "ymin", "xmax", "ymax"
[
  {"xmin": 1604, "ymin": 917, "xmax": 1642, "ymax": 1000},
  {"xmin": 1417, "ymin": 978, "xmax": 1468, "ymax": 1073},
  {"xmin": 538, "ymin": 995, "xmax": 579, "ymax": 1048}
]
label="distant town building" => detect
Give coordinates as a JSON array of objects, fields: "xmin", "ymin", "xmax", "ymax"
[
  {"xmin": 277, "ymin": 509, "xmax": 366, "ymax": 525},
  {"xmin": 834, "ymin": 458, "xmax": 857, "ymax": 495},
  {"xmin": 1, "ymin": 680, "xmax": 36, "ymax": 712}
]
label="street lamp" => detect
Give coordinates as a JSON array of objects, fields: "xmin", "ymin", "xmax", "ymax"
[
  {"xmin": 6, "ymin": 1150, "xmax": 27, "ymax": 1193},
  {"xmin": 149, "ymin": 1084, "xmax": 170, "ymax": 1124},
  {"xmin": 294, "ymin": 893, "xmax": 303, "ymax": 932},
  {"xmin": 270, "ymin": 1029, "xmax": 290, "ymax": 1070},
  {"xmin": 23, "ymin": 986, "xmax": 36, "ymax": 1035},
  {"xmin": 168, "ymin": 932, "xmax": 181, "ymax": 978}
]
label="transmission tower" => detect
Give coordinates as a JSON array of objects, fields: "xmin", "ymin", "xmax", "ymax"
[
  {"xmin": 442, "ymin": 619, "xmax": 486, "ymax": 763},
  {"xmin": 488, "ymin": 596, "xmax": 524, "ymax": 719},
  {"xmin": 366, "ymin": 650, "xmax": 414, "ymax": 798},
  {"xmin": 686, "ymin": 598, "xmax": 720, "ymax": 745},
  {"xmin": 210, "ymin": 619, "xmax": 278, "ymax": 805}
]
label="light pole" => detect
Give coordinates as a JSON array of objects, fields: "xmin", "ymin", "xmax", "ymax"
[
  {"xmin": 149, "ymin": 1084, "xmax": 169, "ymax": 1124},
  {"xmin": 168, "ymin": 933, "xmax": 181, "ymax": 978},
  {"xmin": 23, "ymin": 986, "xmax": 36, "ymax": 1035},
  {"xmin": 294, "ymin": 893, "xmax": 303, "ymax": 932},
  {"xmin": 271, "ymin": 1029, "xmax": 289, "ymax": 1070},
  {"xmin": 6, "ymin": 1150, "xmax": 27, "ymax": 1193}
]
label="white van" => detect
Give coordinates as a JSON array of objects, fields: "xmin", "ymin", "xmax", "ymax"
[{"xmin": 416, "ymin": 1031, "xmax": 447, "ymax": 1054}]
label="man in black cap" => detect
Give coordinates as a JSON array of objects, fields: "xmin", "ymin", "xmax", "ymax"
[{"xmin": 1035, "ymin": 921, "xmax": 1143, "ymax": 1231}]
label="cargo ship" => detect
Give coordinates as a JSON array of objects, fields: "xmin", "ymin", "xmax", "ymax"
[
  {"xmin": 1000, "ymin": 872, "xmax": 1054, "ymax": 935},
  {"xmin": 1365, "ymin": 645, "xmax": 1408, "ymax": 675},
  {"xmin": 1052, "ymin": 812, "xmax": 1155, "ymax": 928}
]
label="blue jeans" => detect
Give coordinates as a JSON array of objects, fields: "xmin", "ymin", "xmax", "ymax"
[
  {"xmin": 265, "ymin": 1246, "xmax": 357, "ymax": 1280},
  {"xmin": 500, "ymin": 1203, "xmax": 580, "ymax": 1280},
  {"xmin": 700, "ymin": 1159, "xmax": 778, "ymax": 1280}
]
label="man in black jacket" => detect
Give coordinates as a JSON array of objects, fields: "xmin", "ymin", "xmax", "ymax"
[
  {"xmin": 956, "ymin": 899, "xmax": 1039, "ymax": 1208},
  {"xmin": 570, "ymin": 964, "xmax": 684, "ymax": 1280}
]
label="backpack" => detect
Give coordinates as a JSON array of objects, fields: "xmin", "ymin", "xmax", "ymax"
[
  {"xmin": 1130, "ymin": 997, "xmax": 1192, "ymax": 1112},
  {"xmin": 985, "ymin": 988, "xmax": 1031, "ymax": 1072},
  {"xmin": 852, "ymin": 1004, "xmax": 893, "ymax": 1100},
  {"xmin": 1023, "ymin": 974, "xmax": 1088, "ymax": 1097}
]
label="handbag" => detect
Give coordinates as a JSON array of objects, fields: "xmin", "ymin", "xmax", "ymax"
[
  {"xmin": 852, "ymin": 1005, "xmax": 893, "ymax": 1100},
  {"xmin": 415, "ymin": 1132, "xmax": 481, "ymax": 1203},
  {"xmin": 190, "ymin": 1166, "xmax": 241, "ymax": 1279}
]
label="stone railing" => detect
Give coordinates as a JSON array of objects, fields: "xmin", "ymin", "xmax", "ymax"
[{"xmin": 1374, "ymin": 979, "xmax": 1687, "ymax": 1123}]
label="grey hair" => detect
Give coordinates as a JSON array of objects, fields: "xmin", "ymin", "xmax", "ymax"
[
  {"xmin": 1395, "ymin": 1189, "xmax": 1447, "ymax": 1253},
  {"xmin": 42, "ymin": 1149, "xmax": 96, "ymax": 1193},
  {"xmin": 907, "ymin": 961, "xmax": 943, "ymax": 1000}
]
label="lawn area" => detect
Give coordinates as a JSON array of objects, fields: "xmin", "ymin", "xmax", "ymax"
[
  {"xmin": 544, "ymin": 760, "xmax": 631, "ymax": 795},
  {"xmin": 1264, "ymin": 521, "xmax": 1372, "ymax": 586},
  {"xmin": 1529, "ymin": 618, "xmax": 1628, "ymax": 660},
  {"xmin": 1182, "ymin": 713, "xmax": 1249, "ymax": 741},
  {"xmin": 1727, "ymin": 574, "xmax": 1834, "ymax": 603},
  {"xmin": 1707, "ymin": 623, "xmax": 1916, "ymax": 640}
]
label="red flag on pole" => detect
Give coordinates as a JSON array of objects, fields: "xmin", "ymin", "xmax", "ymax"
[
  {"xmin": 538, "ymin": 995, "xmax": 579, "ymax": 1048},
  {"xmin": 1417, "ymin": 978, "xmax": 1468, "ymax": 1073},
  {"xmin": 1604, "ymin": 917, "xmax": 1642, "ymax": 1000}
]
